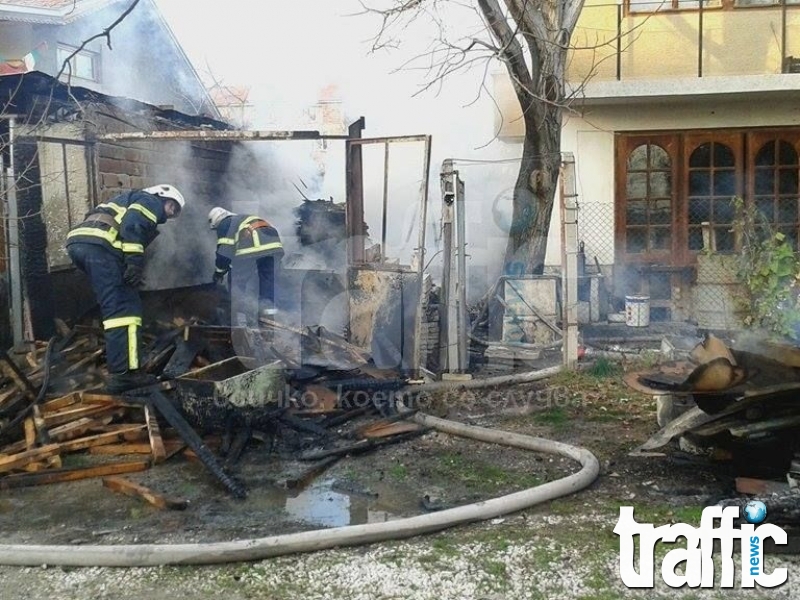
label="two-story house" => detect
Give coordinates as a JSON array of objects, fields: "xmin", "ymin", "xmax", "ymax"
[
  {"xmin": 0, "ymin": 0, "xmax": 233, "ymax": 346},
  {"xmin": 0, "ymin": 0, "xmax": 218, "ymax": 116},
  {"xmin": 495, "ymin": 0, "xmax": 800, "ymax": 324}
]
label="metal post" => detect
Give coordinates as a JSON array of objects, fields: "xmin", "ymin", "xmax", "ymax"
[
  {"xmin": 698, "ymin": 0, "xmax": 704, "ymax": 77},
  {"xmin": 4, "ymin": 117, "xmax": 24, "ymax": 346},
  {"xmin": 411, "ymin": 135, "xmax": 432, "ymax": 376},
  {"xmin": 439, "ymin": 162, "xmax": 453, "ymax": 373},
  {"xmin": 782, "ymin": 0, "xmax": 787, "ymax": 72},
  {"xmin": 560, "ymin": 153, "xmax": 579, "ymax": 368},
  {"xmin": 381, "ymin": 142, "xmax": 389, "ymax": 263},
  {"xmin": 616, "ymin": 0, "xmax": 622, "ymax": 81},
  {"xmin": 345, "ymin": 117, "xmax": 366, "ymax": 265},
  {"xmin": 454, "ymin": 167, "xmax": 468, "ymax": 371}
]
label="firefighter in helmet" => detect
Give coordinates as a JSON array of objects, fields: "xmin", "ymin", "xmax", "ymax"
[
  {"xmin": 66, "ymin": 184, "xmax": 186, "ymax": 393},
  {"xmin": 208, "ymin": 206, "xmax": 284, "ymax": 326}
]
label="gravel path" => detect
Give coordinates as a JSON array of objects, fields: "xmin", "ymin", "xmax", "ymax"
[{"xmin": 1, "ymin": 512, "xmax": 797, "ymax": 600}]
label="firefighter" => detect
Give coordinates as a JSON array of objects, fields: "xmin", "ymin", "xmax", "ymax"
[
  {"xmin": 66, "ymin": 184, "xmax": 186, "ymax": 393},
  {"xmin": 208, "ymin": 207, "xmax": 284, "ymax": 326}
]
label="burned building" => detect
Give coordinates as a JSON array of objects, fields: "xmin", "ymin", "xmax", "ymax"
[{"xmin": 0, "ymin": 71, "xmax": 238, "ymax": 346}]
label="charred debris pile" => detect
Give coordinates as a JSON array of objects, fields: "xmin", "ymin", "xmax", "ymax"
[
  {"xmin": 0, "ymin": 311, "xmax": 424, "ymax": 504},
  {"xmin": 628, "ymin": 332, "xmax": 800, "ymax": 525}
]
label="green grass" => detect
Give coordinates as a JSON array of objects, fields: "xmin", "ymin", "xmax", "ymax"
[
  {"xmin": 432, "ymin": 451, "xmax": 543, "ymax": 492},
  {"xmin": 531, "ymin": 406, "xmax": 570, "ymax": 428},
  {"xmin": 387, "ymin": 463, "xmax": 408, "ymax": 480}
]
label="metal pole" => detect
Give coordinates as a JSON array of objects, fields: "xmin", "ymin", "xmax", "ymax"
[
  {"xmin": 616, "ymin": 0, "xmax": 622, "ymax": 81},
  {"xmin": 455, "ymin": 168, "xmax": 468, "ymax": 372},
  {"xmin": 560, "ymin": 153, "xmax": 579, "ymax": 368},
  {"xmin": 6, "ymin": 117, "xmax": 24, "ymax": 346},
  {"xmin": 782, "ymin": 0, "xmax": 787, "ymax": 72},
  {"xmin": 381, "ymin": 143, "xmax": 389, "ymax": 263},
  {"xmin": 411, "ymin": 135, "xmax": 432, "ymax": 376},
  {"xmin": 698, "ymin": 0, "xmax": 704, "ymax": 77},
  {"xmin": 439, "ymin": 160, "xmax": 454, "ymax": 373}
]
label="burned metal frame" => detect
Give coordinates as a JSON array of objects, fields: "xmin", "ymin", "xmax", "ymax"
[{"xmin": 345, "ymin": 133, "xmax": 432, "ymax": 375}]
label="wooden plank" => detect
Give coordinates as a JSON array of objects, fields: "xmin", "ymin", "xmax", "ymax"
[
  {"xmin": 90, "ymin": 424, "xmax": 148, "ymax": 441},
  {"xmin": 43, "ymin": 405, "xmax": 123, "ymax": 429},
  {"xmin": 40, "ymin": 392, "xmax": 82, "ymax": 415},
  {"xmin": 0, "ymin": 387, "xmax": 21, "ymax": 411},
  {"xmin": 735, "ymin": 476, "xmax": 792, "ymax": 496},
  {"xmin": 102, "ymin": 476, "xmax": 189, "ymax": 510},
  {"xmin": 144, "ymin": 405, "xmax": 166, "ymax": 464},
  {"xmin": 56, "ymin": 427, "xmax": 145, "ymax": 453},
  {"xmin": 58, "ymin": 348, "xmax": 104, "ymax": 377},
  {"xmin": 358, "ymin": 421, "xmax": 423, "ymax": 439},
  {"xmin": 0, "ymin": 351, "xmax": 38, "ymax": 401},
  {"xmin": 31, "ymin": 405, "xmax": 50, "ymax": 445},
  {"xmin": 0, "ymin": 460, "xmax": 151, "ymax": 489},
  {"xmin": 0, "ymin": 444, "xmax": 61, "ymax": 473},
  {"xmin": 89, "ymin": 439, "xmax": 184, "ymax": 456},
  {"xmin": 23, "ymin": 418, "xmax": 36, "ymax": 450}
]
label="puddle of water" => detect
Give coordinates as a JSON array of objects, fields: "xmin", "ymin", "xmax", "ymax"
[{"xmin": 244, "ymin": 477, "xmax": 420, "ymax": 528}]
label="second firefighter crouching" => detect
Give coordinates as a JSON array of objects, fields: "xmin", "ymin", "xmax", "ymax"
[{"xmin": 208, "ymin": 207, "xmax": 284, "ymax": 327}]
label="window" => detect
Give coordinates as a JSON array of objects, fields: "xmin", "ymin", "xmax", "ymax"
[
  {"xmin": 627, "ymin": 0, "xmax": 726, "ymax": 11},
  {"xmin": 624, "ymin": 143, "xmax": 673, "ymax": 254},
  {"xmin": 753, "ymin": 139, "xmax": 800, "ymax": 248},
  {"xmin": 617, "ymin": 129, "xmax": 800, "ymax": 263},
  {"xmin": 56, "ymin": 45, "xmax": 99, "ymax": 81},
  {"xmin": 687, "ymin": 142, "xmax": 738, "ymax": 251},
  {"xmin": 36, "ymin": 140, "xmax": 94, "ymax": 269}
]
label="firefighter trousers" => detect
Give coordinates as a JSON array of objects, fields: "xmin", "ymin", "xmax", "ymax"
[
  {"xmin": 230, "ymin": 254, "xmax": 279, "ymax": 326},
  {"xmin": 67, "ymin": 242, "xmax": 142, "ymax": 374}
]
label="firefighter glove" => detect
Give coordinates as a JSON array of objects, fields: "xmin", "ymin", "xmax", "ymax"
[
  {"xmin": 212, "ymin": 270, "xmax": 226, "ymax": 285},
  {"xmin": 124, "ymin": 263, "xmax": 145, "ymax": 288}
]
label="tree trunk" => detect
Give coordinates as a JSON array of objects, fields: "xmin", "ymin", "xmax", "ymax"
[{"xmin": 503, "ymin": 106, "xmax": 561, "ymax": 275}]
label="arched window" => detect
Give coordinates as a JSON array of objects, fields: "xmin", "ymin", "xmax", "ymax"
[
  {"xmin": 687, "ymin": 142, "xmax": 737, "ymax": 252},
  {"xmin": 754, "ymin": 140, "xmax": 799, "ymax": 249},
  {"xmin": 625, "ymin": 143, "xmax": 672, "ymax": 254}
]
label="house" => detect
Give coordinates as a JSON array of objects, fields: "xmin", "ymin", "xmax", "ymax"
[
  {"xmin": 0, "ymin": 0, "xmax": 243, "ymax": 347},
  {"xmin": 494, "ymin": 0, "xmax": 800, "ymax": 325},
  {"xmin": 0, "ymin": 71, "xmax": 237, "ymax": 347},
  {"xmin": 0, "ymin": 0, "xmax": 219, "ymax": 117}
]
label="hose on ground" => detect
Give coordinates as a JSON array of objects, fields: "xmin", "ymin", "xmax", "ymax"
[{"xmin": 0, "ymin": 368, "xmax": 599, "ymax": 567}]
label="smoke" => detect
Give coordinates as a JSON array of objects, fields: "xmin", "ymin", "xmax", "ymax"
[{"xmin": 148, "ymin": 0, "xmax": 527, "ymax": 302}]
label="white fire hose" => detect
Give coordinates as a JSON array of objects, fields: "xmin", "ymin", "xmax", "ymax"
[{"xmin": 0, "ymin": 367, "xmax": 600, "ymax": 567}]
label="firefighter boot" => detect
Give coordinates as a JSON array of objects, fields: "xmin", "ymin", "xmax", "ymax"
[{"xmin": 107, "ymin": 370, "xmax": 159, "ymax": 394}]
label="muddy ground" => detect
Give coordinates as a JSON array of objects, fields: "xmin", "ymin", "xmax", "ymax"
[
  {"xmin": 0, "ymin": 359, "xmax": 797, "ymax": 599},
  {"xmin": 0, "ymin": 361, "xmax": 739, "ymax": 544}
]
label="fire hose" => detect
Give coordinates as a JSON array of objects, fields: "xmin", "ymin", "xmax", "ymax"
[{"xmin": 0, "ymin": 367, "xmax": 600, "ymax": 567}]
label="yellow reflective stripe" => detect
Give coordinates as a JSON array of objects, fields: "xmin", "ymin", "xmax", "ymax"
[
  {"xmin": 237, "ymin": 216, "xmax": 260, "ymax": 232},
  {"xmin": 97, "ymin": 202, "xmax": 125, "ymax": 216},
  {"xmin": 67, "ymin": 227, "xmax": 122, "ymax": 249},
  {"xmin": 130, "ymin": 203, "xmax": 158, "ymax": 223},
  {"xmin": 103, "ymin": 316, "xmax": 142, "ymax": 330},
  {"xmin": 235, "ymin": 242, "xmax": 283, "ymax": 256},
  {"xmin": 218, "ymin": 238, "xmax": 235, "ymax": 245},
  {"xmin": 121, "ymin": 243, "xmax": 144, "ymax": 254},
  {"xmin": 215, "ymin": 267, "xmax": 228, "ymax": 274},
  {"xmin": 128, "ymin": 324, "xmax": 139, "ymax": 370}
]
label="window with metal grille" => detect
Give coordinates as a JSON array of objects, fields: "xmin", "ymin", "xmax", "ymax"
[
  {"xmin": 687, "ymin": 142, "xmax": 738, "ymax": 252},
  {"xmin": 753, "ymin": 139, "xmax": 800, "ymax": 249},
  {"xmin": 624, "ymin": 143, "xmax": 673, "ymax": 254}
]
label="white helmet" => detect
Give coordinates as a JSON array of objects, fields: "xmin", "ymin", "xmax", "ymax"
[
  {"xmin": 208, "ymin": 206, "xmax": 235, "ymax": 229},
  {"xmin": 143, "ymin": 184, "xmax": 185, "ymax": 209}
]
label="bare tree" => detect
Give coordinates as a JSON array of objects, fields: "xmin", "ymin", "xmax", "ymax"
[{"xmin": 362, "ymin": 0, "xmax": 585, "ymax": 274}]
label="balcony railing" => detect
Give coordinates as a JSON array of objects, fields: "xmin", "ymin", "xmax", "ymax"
[{"xmin": 568, "ymin": 1, "xmax": 800, "ymax": 82}]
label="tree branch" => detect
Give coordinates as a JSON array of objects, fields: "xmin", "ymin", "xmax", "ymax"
[{"xmin": 55, "ymin": 0, "xmax": 142, "ymax": 82}]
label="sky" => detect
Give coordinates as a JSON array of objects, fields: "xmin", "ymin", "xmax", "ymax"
[{"xmin": 153, "ymin": 0, "xmax": 523, "ymax": 294}]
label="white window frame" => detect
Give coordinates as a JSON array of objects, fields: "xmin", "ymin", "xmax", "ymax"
[{"xmin": 56, "ymin": 44, "xmax": 100, "ymax": 82}]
